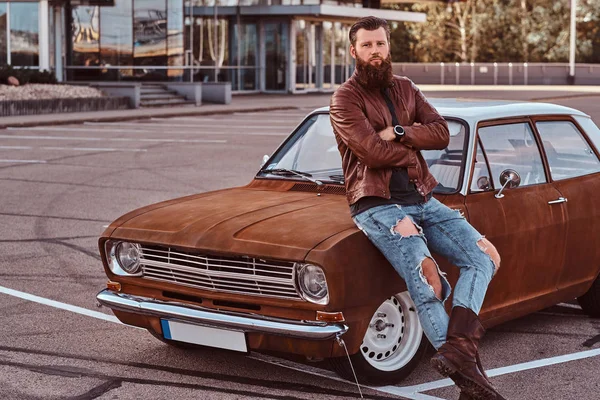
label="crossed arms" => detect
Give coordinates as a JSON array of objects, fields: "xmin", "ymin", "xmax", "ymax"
[{"xmin": 330, "ymin": 82, "xmax": 449, "ymax": 169}]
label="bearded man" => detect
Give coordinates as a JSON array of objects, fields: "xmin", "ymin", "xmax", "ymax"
[{"xmin": 329, "ymin": 16, "xmax": 505, "ymax": 400}]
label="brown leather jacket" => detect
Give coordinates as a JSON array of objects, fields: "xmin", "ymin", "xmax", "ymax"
[{"xmin": 330, "ymin": 73, "xmax": 450, "ymax": 206}]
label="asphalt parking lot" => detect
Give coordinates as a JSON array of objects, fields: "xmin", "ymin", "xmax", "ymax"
[{"xmin": 1, "ymin": 93, "xmax": 600, "ymax": 400}]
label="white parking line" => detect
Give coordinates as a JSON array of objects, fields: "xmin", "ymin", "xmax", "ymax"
[
  {"xmin": 151, "ymin": 117, "xmax": 302, "ymax": 123},
  {"xmin": 8, "ymin": 127, "xmax": 172, "ymax": 134},
  {"xmin": 1, "ymin": 284, "xmax": 598, "ymax": 400},
  {"xmin": 42, "ymin": 147, "xmax": 148, "ymax": 152},
  {"xmin": 6, "ymin": 127, "xmax": 287, "ymax": 136},
  {"xmin": 389, "ymin": 347, "xmax": 600, "ymax": 397},
  {"xmin": 0, "ymin": 285, "xmax": 121, "ymax": 324},
  {"xmin": 0, "ymin": 135, "xmax": 226, "ymax": 144},
  {"xmin": 0, "ymin": 159, "xmax": 47, "ymax": 163},
  {"xmin": 0, "ymin": 145, "xmax": 147, "ymax": 152},
  {"xmin": 83, "ymin": 121, "xmax": 292, "ymax": 130}
]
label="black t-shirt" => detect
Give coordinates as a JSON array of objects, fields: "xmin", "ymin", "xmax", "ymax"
[{"xmin": 349, "ymin": 167, "xmax": 431, "ymax": 217}]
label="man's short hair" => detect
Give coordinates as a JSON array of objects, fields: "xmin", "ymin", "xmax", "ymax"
[{"xmin": 349, "ymin": 16, "xmax": 391, "ymax": 47}]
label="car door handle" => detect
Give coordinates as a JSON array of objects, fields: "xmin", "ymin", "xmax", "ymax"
[{"xmin": 548, "ymin": 197, "xmax": 568, "ymax": 205}]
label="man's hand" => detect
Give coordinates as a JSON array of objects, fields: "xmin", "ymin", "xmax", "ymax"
[{"xmin": 378, "ymin": 126, "xmax": 395, "ymax": 141}]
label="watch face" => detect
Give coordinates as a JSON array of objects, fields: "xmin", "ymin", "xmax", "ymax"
[{"xmin": 394, "ymin": 125, "xmax": 404, "ymax": 135}]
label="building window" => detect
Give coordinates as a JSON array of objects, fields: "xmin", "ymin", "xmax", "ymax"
[
  {"xmin": 0, "ymin": 3, "xmax": 7, "ymax": 65},
  {"xmin": 133, "ymin": 0, "xmax": 167, "ymax": 79},
  {"xmin": 167, "ymin": 0, "xmax": 184, "ymax": 79},
  {"xmin": 10, "ymin": 2, "xmax": 39, "ymax": 67},
  {"xmin": 189, "ymin": 17, "xmax": 228, "ymax": 82},
  {"xmin": 72, "ymin": 6, "xmax": 100, "ymax": 67},
  {"xmin": 230, "ymin": 22, "xmax": 257, "ymax": 91},
  {"xmin": 100, "ymin": 0, "xmax": 133, "ymax": 75}
]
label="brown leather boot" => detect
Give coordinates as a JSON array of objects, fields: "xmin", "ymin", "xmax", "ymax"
[{"xmin": 430, "ymin": 306, "xmax": 505, "ymax": 400}]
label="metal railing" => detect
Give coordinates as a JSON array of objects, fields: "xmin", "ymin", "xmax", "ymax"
[
  {"xmin": 392, "ymin": 63, "xmax": 600, "ymax": 86},
  {"xmin": 64, "ymin": 65, "xmax": 260, "ymax": 92}
]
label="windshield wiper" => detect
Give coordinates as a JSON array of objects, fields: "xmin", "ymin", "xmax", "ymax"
[
  {"xmin": 327, "ymin": 174, "xmax": 345, "ymax": 184},
  {"xmin": 261, "ymin": 168, "xmax": 323, "ymax": 185}
]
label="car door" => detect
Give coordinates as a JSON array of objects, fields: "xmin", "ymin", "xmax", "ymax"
[
  {"xmin": 533, "ymin": 117, "xmax": 600, "ymax": 293},
  {"xmin": 465, "ymin": 118, "xmax": 568, "ymax": 319}
]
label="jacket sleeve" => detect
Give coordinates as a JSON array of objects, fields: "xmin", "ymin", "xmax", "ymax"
[
  {"xmin": 401, "ymin": 81, "xmax": 450, "ymax": 151},
  {"xmin": 330, "ymin": 87, "xmax": 417, "ymax": 169}
]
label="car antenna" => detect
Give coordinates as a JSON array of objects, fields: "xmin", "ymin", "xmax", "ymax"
[{"xmin": 336, "ymin": 335, "xmax": 363, "ymax": 398}]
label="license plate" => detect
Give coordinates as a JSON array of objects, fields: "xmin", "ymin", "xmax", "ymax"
[{"xmin": 160, "ymin": 320, "xmax": 248, "ymax": 352}]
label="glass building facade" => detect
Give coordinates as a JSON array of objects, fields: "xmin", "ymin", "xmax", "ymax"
[{"xmin": 1, "ymin": 0, "xmax": 425, "ymax": 93}]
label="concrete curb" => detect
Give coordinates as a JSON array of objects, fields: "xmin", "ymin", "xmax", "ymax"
[{"xmin": 0, "ymin": 105, "xmax": 299, "ymax": 129}]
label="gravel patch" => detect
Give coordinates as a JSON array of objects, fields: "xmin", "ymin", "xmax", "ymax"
[{"xmin": 0, "ymin": 84, "xmax": 106, "ymax": 101}]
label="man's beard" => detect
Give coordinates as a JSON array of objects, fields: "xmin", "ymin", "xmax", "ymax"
[{"xmin": 355, "ymin": 53, "xmax": 393, "ymax": 89}]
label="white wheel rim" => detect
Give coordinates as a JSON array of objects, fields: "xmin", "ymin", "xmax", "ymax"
[{"xmin": 359, "ymin": 291, "xmax": 423, "ymax": 372}]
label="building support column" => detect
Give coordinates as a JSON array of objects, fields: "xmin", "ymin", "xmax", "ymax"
[
  {"xmin": 315, "ymin": 23, "xmax": 323, "ymax": 90},
  {"xmin": 258, "ymin": 21, "xmax": 265, "ymax": 92},
  {"xmin": 288, "ymin": 20, "xmax": 296, "ymax": 93},
  {"xmin": 568, "ymin": 0, "xmax": 577, "ymax": 83},
  {"xmin": 39, "ymin": 0, "xmax": 50, "ymax": 71},
  {"xmin": 54, "ymin": 6, "xmax": 63, "ymax": 81}
]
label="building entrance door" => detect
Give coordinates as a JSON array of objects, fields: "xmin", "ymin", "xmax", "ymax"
[{"xmin": 264, "ymin": 22, "xmax": 288, "ymax": 92}]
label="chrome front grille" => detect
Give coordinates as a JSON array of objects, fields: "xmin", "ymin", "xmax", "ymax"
[{"xmin": 139, "ymin": 245, "xmax": 302, "ymax": 300}]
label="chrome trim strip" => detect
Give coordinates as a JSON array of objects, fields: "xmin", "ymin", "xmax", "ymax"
[
  {"xmin": 141, "ymin": 259, "xmax": 293, "ymax": 284},
  {"xmin": 548, "ymin": 197, "xmax": 568, "ymax": 205},
  {"xmin": 96, "ymin": 289, "xmax": 347, "ymax": 340},
  {"xmin": 137, "ymin": 245, "xmax": 303, "ymax": 301}
]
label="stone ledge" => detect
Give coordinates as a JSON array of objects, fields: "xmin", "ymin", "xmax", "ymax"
[{"xmin": 0, "ymin": 97, "xmax": 131, "ymax": 117}]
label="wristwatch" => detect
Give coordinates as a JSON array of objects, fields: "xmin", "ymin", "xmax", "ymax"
[{"xmin": 393, "ymin": 125, "xmax": 405, "ymax": 142}]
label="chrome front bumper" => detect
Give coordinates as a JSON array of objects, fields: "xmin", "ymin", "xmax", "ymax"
[{"xmin": 96, "ymin": 289, "xmax": 348, "ymax": 340}]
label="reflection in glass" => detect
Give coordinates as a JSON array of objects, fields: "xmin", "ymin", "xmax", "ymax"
[
  {"xmin": 422, "ymin": 121, "xmax": 466, "ymax": 192},
  {"xmin": 167, "ymin": 0, "xmax": 184, "ymax": 79},
  {"xmin": 295, "ymin": 20, "xmax": 316, "ymax": 91},
  {"xmin": 536, "ymin": 121, "xmax": 600, "ymax": 180},
  {"xmin": 470, "ymin": 139, "xmax": 493, "ymax": 192},
  {"xmin": 479, "ymin": 123, "xmax": 547, "ymax": 187},
  {"xmin": 100, "ymin": 0, "xmax": 133, "ymax": 74},
  {"xmin": 265, "ymin": 22, "xmax": 288, "ymax": 91},
  {"xmin": 190, "ymin": 17, "xmax": 228, "ymax": 82},
  {"xmin": 0, "ymin": 4, "xmax": 7, "ymax": 65},
  {"xmin": 231, "ymin": 22, "xmax": 257, "ymax": 90},
  {"xmin": 265, "ymin": 114, "xmax": 342, "ymax": 179},
  {"xmin": 134, "ymin": 0, "xmax": 167, "ymax": 79},
  {"xmin": 10, "ymin": 2, "xmax": 39, "ymax": 66},
  {"xmin": 72, "ymin": 6, "xmax": 100, "ymax": 67},
  {"xmin": 322, "ymin": 21, "xmax": 333, "ymax": 89},
  {"xmin": 334, "ymin": 22, "xmax": 349, "ymax": 84}
]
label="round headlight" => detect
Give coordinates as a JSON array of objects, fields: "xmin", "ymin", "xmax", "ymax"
[
  {"xmin": 116, "ymin": 242, "xmax": 141, "ymax": 274},
  {"xmin": 296, "ymin": 264, "xmax": 329, "ymax": 305}
]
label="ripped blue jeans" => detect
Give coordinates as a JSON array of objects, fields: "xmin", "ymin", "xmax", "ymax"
[{"xmin": 353, "ymin": 197, "xmax": 496, "ymax": 349}]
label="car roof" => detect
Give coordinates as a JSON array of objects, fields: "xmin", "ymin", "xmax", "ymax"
[{"xmin": 314, "ymin": 98, "xmax": 589, "ymax": 122}]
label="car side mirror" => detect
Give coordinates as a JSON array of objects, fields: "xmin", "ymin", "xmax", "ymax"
[
  {"xmin": 261, "ymin": 155, "xmax": 270, "ymax": 168},
  {"xmin": 477, "ymin": 176, "xmax": 491, "ymax": 190},
  {"xmin": 495, "ymin": 169, "xmax": 521, "ymax": 199}
]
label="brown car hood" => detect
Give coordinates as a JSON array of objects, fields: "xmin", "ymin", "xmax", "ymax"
[{"xmin": 106, "ymin": 185, "xmax": 355, "ymax": 261}]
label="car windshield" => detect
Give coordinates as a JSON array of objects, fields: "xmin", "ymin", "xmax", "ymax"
[{"xmin": 260, "ymin": 113, "xmax": 467, "ymax": 192}]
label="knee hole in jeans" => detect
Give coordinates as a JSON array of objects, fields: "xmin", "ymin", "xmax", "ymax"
[
  {"xmin": 391, "ymin": 216, "xmax": 422, "ymax": 237},
  {"xmin": 477, "ymin": 237, "xmax": 501, "ymax": 276},
  {"xmin": 419, "ymin": 257, "xmax": 444, "ymax": 301}
]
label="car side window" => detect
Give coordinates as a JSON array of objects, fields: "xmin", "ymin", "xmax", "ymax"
[
  {"xmin": 478, "ymin": 122, "xmax": 547, "ymax": 188},
  {"xmin": 470, "ymin": 138, "xmax": 493, "ymax": 192},
  {"xmin": 536, "ymin": 121, "xmax": 600, "ymax": 180}
]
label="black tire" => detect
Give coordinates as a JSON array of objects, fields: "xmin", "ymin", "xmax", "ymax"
[
  {"xmin": 577, "ymin": 274, "xmax": 600, "ymax": 318},
  {"xmin": 329, "ymin": 292, "xmax": 429, "ymax": 385}
]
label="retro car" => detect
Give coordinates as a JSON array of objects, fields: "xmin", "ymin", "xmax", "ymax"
[{"xmin": 96, "ymin": 99, "xmax": 600, "ymax": 385}]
